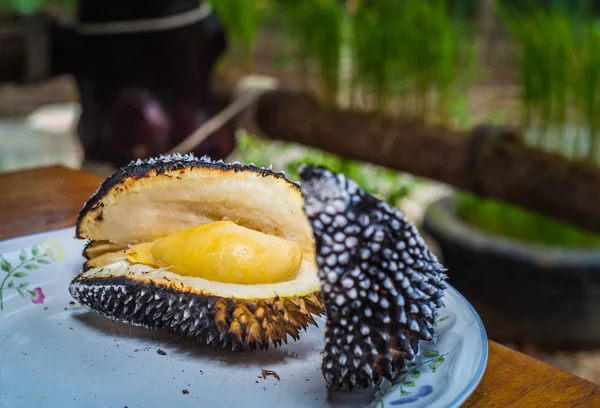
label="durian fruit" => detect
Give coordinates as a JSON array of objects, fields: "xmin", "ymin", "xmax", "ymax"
[
  {"xmin": 298, "ymin": 165, "xmax": 447, "ymax": 390},
  {"xmin": 69, "ymin": 154, "xmax": 324, "ymax": 351}
]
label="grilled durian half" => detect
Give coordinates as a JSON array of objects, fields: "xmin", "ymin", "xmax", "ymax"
[{"xmin": 69, "ymin": 154, "xmax": 323, "ymax": 351}]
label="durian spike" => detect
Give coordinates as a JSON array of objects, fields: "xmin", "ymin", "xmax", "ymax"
[{"xmin": 298, "ymin": 165, "xmax": 448, "ymax": 390}]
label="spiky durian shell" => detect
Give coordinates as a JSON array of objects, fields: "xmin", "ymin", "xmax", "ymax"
[
  {"xmin": 298, "ymin": 165, "xmax": 447, "ymax": 390},
  {"xmin": 70, "ymin": 153, "xmax": 323, "ymax": 351},
  {"xmin": 69, "ymin": 275, "xmax": 323, "ymax": 351}
]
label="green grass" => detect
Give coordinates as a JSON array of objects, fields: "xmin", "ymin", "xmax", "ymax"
[
  {"xmin": 0, "ymin": 0, "xmax": 76, "ymax": 14},
  {"xmin": 350, "ymin": 0, "xmax": 474, "ymax": 123},
  {"xmin": 207, "ymin": 0, "xmax": 261, "ymax": 71},
  {"xmin": 277, "ymin": 0, "xmax": 346, "ymax": 105},
  {"xmin": 456, "ymin": 192, "xmax": 600, "ymax": 248},
  {"xmin": 499, "ymin": 2, "xmax": 600, "ymax": 163},
  {"xmin": 235, "ymin": 131, "xmax": 415, "ymax": 208}
]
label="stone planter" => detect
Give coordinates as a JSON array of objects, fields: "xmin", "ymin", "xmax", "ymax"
[{"xmin": 422, "ymin": 195, "xmax": 600, "ymax": 349}]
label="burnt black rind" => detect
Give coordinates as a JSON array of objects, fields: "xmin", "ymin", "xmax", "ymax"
[
  {"xmin": 69, "ymin": 274, "xmax": 319, "ymax": 351},
  {"xmin": 76, "ymin": 155, "xmax": 300, "ymax": 239}
]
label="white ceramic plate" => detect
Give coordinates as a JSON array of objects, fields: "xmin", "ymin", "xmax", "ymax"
[{"xmin": 0, "ymin": 228, "xmax": 487, "ymax": 408}]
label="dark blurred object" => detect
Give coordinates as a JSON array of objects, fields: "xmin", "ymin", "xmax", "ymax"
[
  {"xmin": 68, "ymin": 0, "xmax": 235, "ymax": 167},
  {"xmin": 423, "ymin": 195, "xmax": 600, "ymax": 350},
  {"xmin": 0, "ymin": 0, "xmax": 235, "ymax": 167}
]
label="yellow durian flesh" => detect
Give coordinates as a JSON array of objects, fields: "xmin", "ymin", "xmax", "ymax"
[{"xmin": 125, "ymin": 221, "xmax": 303, "ymax": 285}]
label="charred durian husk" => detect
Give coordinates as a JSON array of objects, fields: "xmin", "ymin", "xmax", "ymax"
[
  {"xmin": 69, "ymin": 154, "xmax": 323, "ymax": 351},
  {"xmin": 298, "ymin": 165, "xmax": 447, "ymax": 390}
]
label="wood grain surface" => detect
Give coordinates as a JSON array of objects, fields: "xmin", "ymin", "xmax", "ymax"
[{"xmin": 1, "ymin": 166, "xmax": 600, "ymax": 407}]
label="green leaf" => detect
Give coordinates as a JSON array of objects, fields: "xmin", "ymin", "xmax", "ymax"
[
  {"xmin": 8, "ymin": 0, "xmax": 46, "ymax": 14},
  {"xmin": 13, "ymin": 272, "xmax": 27, "ymax": 278},
  {"xmin": 7, "ymin": 281, "xmax": 14, "ymax": 288},
  {"xmin": 24, "ymin": 264, "xmax": 39, "ymax": 270},
  {"xmin": 423, "ymin": 349, "xmax": 440, "ymax": 358},
  {"xmin": 19, "ymin": 249, "xmax": 27, "ymax": 261},
  {"xmin": 429, "ymin": 356, "xmax": 445, "ymax": 372},
  {"xmin": 18, "ymin": 282, "xmax": 28, "ymax": 288},
  {"xmin": 410, "ymin": 370, "xmax": 421, "ymax": 378},
  {"xmin": 37, "ymin": 259, "xmax": 51, "ymax": 265},
  {"xmin": 404, "ymin": 381, "xmax": 415, "ymax": 388},
  {"xmin": 31, "ymin": 245, "xmax": 40, "ymax": 256},
  {"xmin": 405, "ymin": 362, "xmax": 417, "ymax": 367},
  {"xmin": 437, "ymin": 315, "xmax": 450, "ymax": 323},
  {"xmin": 400, "ymin": 391, "xmax": 410, "ymax": 396},
  {"xmin": 17, "ymin": 288, "xmax": 24, "ymax": 297},
  {"xmin": 1, "ymin": 257, "xmax": 12, "ymax": 272}
]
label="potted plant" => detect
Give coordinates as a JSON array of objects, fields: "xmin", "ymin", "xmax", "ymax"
[{"xmin": 423, "ymin": 3, "xmax": 600, "ymax": 349}]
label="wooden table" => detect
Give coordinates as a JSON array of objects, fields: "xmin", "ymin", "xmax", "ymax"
[{"xmin": 2, "ymin": 166, "xmax": 600, "ymax": 407}]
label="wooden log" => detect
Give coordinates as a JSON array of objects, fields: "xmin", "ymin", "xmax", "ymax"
[{"xmin": 254, "ymin": 88, "xmax": 600, "ymax": 235}]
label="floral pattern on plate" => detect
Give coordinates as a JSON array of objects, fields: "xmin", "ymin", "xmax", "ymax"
[
  {"xmin": 0, "ymin": 228, "xmax": 487, "ymax": 408},
  {"xmin": 0, "ymin": 240, "xmax": 64, "ymax": 310}
]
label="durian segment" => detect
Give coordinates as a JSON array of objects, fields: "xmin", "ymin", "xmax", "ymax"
[
  {"xmin": 69, "ymin": 261, "xmax": 324, "ymax": 350},
  {"xmin": 299, "ymin": 165, "xmax": 447, "ymax": 390},
  {"xmin": 71, "ymin": 154, "xmax": 324, "ymax": 351},
  {"xmin": 125, "ymin": 221, "xmax": 303, "ymax": 284},
  {"xmin": 76, "ymin": 154, "xmax": 314, "ymax": 262},
  {"xmin": 83, "ymin": 240, "xmax": 128, "ymax": 260}
]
